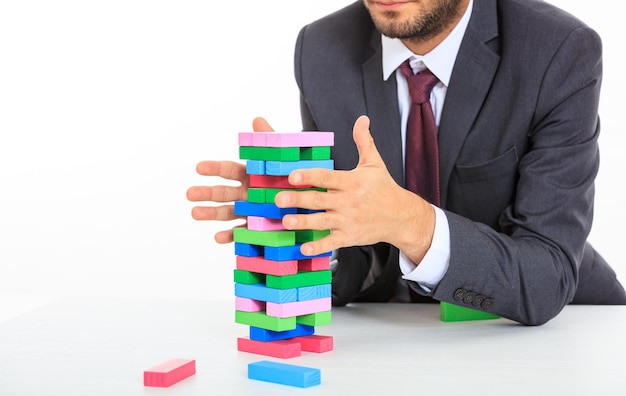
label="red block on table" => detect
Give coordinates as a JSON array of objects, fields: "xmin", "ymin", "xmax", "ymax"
[
  {"xmin": 143, "ymin": 358, "xmax": 196, "ymax": 387},
  {"xmin": 293, "ymin": 335, "xmax": 334, "ymax": 353},
  {"xmin": 237, "ymin": 337, "xmax": 301, "ymax": 359}
]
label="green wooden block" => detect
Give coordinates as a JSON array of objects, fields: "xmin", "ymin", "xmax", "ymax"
[
  {"xmin": 297, "ymin": 310, "xmax": 332, "ymax": 326},
  {"xmin": 266, "ymin": 270, "xmax": 332, "ymax": 289},
  {"xmin": 233, "ymin": 228, "xmax": 295, "ymax": 247},
  {"xmin": 440, "ymin": 302, "xmax": 500, "ymax": 322},
  {"xmin": 264, "ymin": 188, "xmax": 327, "ymax": 204},
  {"xmin": 240, "ymin": 146, "xmax": 300, "ymax": 161},
  {"xmin": 247, "ymin": 188, "xmax": 266, "ymax": 203},
  {"xmin": 233, "ymin": 269, "xmax": 265, "ymax": 285},
  {"xmin": 235, "ymin": 310, "xmax": 297, "ymax": 331},
  {"xmin": 300, "ymin": 146, "xmax": 331, "ymax": 160},
  {"xmin": 295, "ymin": 229, "xmax": 331, "ymax": 243}
]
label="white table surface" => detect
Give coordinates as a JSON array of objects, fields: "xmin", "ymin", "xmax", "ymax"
[{"xmin": 1, "ymin": 297, "xmax": 624, "ymax": 395}]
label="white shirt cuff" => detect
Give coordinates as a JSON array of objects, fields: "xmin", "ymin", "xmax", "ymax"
[{"xmin": 399, "ymin": 205, "xmax": 450, "ymax": 291}]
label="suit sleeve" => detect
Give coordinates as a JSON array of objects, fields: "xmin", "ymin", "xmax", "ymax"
[{"xmin": 427, "ymin": 26, "xmax": 603, "ymax": 325}]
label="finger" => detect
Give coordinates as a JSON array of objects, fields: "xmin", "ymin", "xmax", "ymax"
[
  {"xmin": 191, "ymin": 204, "xmax": 241, "ymax": 221},
  {"xmin": 195, "ymin": 161, "xmax": 248, "ymax": 182},
  {"xmin": 214, "ymin": 229, "xmax": 235, "ymax": 244},
  {"xmin": 275, "ymin": 188, "xmax": 340, "ymax": 211},
  {"xmin": 300, "ymin": 232, "xmax": 346, "ymax": 257},
  {"xmin": 282, "ymin": 210, "xmax": 333, "ymax": 231},
  {"xmin": 352, "ymin": 115, "xmax": 384, "ymax": 167},
  {"xmin": 286, "ymin": 168, "xmax": 349, "ymax": 192},
  {"xmin": 252, "ymin": 117, "xmax": 275, "ymax": 132},
  {"xmin": 187, "ymin": 185, "xmax": 247, "ymax": 202}
]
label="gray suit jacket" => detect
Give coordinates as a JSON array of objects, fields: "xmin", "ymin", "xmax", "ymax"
[{"xmin": 294, "ymin": 0, "xmax": 626, "ymax": 325}]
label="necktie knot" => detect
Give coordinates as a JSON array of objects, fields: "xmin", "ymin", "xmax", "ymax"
[{"xmin": 400, "ymin": 60, "xmax": 438, "ymax": 104}]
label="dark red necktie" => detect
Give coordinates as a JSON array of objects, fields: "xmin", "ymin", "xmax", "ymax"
[{"xmin": 400, "ymin": 60, "xmax": 440, "ymax": 207}]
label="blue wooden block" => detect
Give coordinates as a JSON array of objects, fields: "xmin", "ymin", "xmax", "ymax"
[
  {"xmin": 297, "ymin": 208, "xmax": 325, "ymax": 214},
  {"xmin": 234, "ymin": 242, "xmax": 264, "ymax": 257},
  {"xmin": 298, "ymin": 284, "xmax": 332, "ymax": 301},
  {"xmin": 234, "ymin": 283, "xmax": 297, "ymax": 303},
  {"xmin": 234, "ymin": 201, "xmax": 298, "ymax": 219},
  {"xmin": 265, "ymin": 244, "xmax": 332, "ymax": 261},
  {"xmin": 248, "ymin": 360, "xmax": 321, "ymax": 388},
  {"xmin": 265, "ymin": 160, "xmax": 334, "ymax": 176},
  {"xmin": 246, "ymin": 160, "xmax": 266, "ymax": 175},
  {"xmin": 249, "ymin": 324, "xmax": 314, "ymax": 342}
]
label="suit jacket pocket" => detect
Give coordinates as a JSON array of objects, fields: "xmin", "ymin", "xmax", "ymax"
[{"xmin": 450, "ymin": 146, "xmax": 519, "ymax": 228}]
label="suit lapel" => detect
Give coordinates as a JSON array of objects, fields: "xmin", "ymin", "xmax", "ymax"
[
  {"xmin": 438, "ymin": 0, "xmax": 500, "ymax": 206},
  {"xmin": 362, "ymin": 33, "xmax": 405, "ymax": 187}
]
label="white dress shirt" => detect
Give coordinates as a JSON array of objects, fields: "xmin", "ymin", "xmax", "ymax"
[
  {"xmin": 329, "ymin": 0, "xmax": 473, "ymax": 300},
  {"xmin": 381, "ymin": 0, "xmax": 474, "ymax": 294}
]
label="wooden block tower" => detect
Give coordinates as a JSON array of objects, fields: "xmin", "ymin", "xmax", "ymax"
[{"xmin": 233, "ymin": 131, "xmax": 335, "ymax": 361}]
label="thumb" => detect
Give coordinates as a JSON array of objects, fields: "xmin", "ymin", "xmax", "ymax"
[
  {"xmin": 353, "ymin": 115, "xmax": 384, "ymax": 167},
  {"xmin": 252, "ymin": 117, "xmax": 275, "ymax": 132}
]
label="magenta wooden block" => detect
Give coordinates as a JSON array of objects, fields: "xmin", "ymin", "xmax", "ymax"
[
  {"xmin": 298, "ymin": 257, "xmax": 331, "ymax": 271},
  {"xmin": 249, "ymin": 174, "xmax": 312, "ymax": 189},
  {"xmin": 266, "ymin": 297, "xmax": 331, "ymax": 318},
  {"xmin": 236, "ymin": 256, "xmax": 298, "ymax": 276},
  {"xmin": 248, "ymin": 216, "xmax": 285, "ymax": 231},
  {"xmin": 293, "ymin": 335, "xmax": 334, "ymax": 353},
  {"xmin": 143, "ymin": 358, "xmax": 196, "ymax": 387},
  {"xmin": 235, "ymin": 297, "xmax": 266, "ymax": 312},
  {"xmin": 237, "ymin": 337, "xmax": 301, "ymax": 359}
]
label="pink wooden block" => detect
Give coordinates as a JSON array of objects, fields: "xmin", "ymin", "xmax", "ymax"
[
  {"xmin": 236, "ymin": 255, "xmax": 298, "ymax": 276},
  {"xmin": 235, "ymin": 296, "xmax": 266, "ymax": 312},
  {"xmin": 298, "ymin": 257, "xmax": 331, "ymax": 271},
  {"xmin": 266, "ymin": 297, "xmax": 331, "ymax": 318},
  {"xmin": 266, "ymin": 132, "xmax": 334, "ymax": 147},
  {"xmin": 292, "ymin": 335, "xmax": 334, "ymax": 353},
  {"xmin": 248, "ymin": 216, "xmax": 285, "ymax": 231},
  {"xmin": 238, "ymin": 132, "xmax": 254, "ymax": 146},
  {"xmin": 237, "ymin": 337, "xmax": 301, "ymax": 359},
  {"xmin": 143, "ymin": 358, "xmax": 196, "ymax": 387},
  {"xmin": 238, "ymin": 132, "xmax": 268, "ymax": 146},
  {"xmin": 249, "ymin": 174, "xmax": 311, "ymax": 189}
]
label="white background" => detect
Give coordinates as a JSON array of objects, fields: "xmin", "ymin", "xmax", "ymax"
[{"xmin": 0, "ymin": 1, "xmax": 623, "ymax": 302}]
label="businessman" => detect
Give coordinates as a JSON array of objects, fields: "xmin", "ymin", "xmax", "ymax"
[{"xmin": 187, "ymin": 0, "xmax": 626, "ymax": 325}]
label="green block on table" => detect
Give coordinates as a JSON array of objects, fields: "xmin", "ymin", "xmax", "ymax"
[
  {"xmin": 440, "ymin": 302, "xmax": 500, "ymax": 322},
  {"xmin": 239, "ymin": 146, "xmax": 300, "ymax": 161},
  {"xmin": 300, "ymin": 146, "xmax": 331, "ymax": 160},
  {"xmin": 233, "ymin": 269, "xmax": 265, "ymax": 285},
  {"xmin": 266, "ymin": 270, "xmax": 332, "ymax": 289},
  {"xmin": 233, "ymin": 228, "xmax": 295, "ymax": 247},
  {"xmin": 297, "ymin": 310, "xmax": 332, "ymax": 326},
  {"xmin": 235, "ymin": 310, "xmax": 297, "ymax": 331}
]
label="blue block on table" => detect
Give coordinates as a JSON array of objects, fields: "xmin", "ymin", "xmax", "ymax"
[{"xmin": 248, "ymin": 360, "xmax": 321, "ymax": 388}]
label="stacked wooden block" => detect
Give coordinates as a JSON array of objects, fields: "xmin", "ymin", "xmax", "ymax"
[{"xmin": 233, "ymin": 131, "xmax": 335, "ymax": 366}]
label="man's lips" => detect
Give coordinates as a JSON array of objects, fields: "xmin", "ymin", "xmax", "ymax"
[{"xmin": 373, "ymin": 1, "xmax": 411, "ymax": 11}]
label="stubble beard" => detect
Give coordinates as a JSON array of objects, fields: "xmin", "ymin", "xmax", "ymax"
[{"xmin": 368, "ymin": 0, "xmax": 464, "ymax": 44}]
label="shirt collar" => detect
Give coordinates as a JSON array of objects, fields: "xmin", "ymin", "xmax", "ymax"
[{"xmin": 381, "ymin": 0, "xmax": 473, "ymax": 86}]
